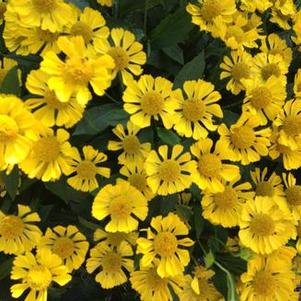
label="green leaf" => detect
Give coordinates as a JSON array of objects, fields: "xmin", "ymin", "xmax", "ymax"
[
  {"xmin": 173, "ymin": 51, "xmax": 205, "ymax": 88},
  {"xmin": 157, "ymin": 127, "xmax": 180, "ymax": 145},
  {"xmin": 0, "ymin": 257, "xmax": 13, "ymax": 280},
  {"xmin": 193, "ymin": 204, "xmax": 204, "ymax": 239},
  {"xmin": 204, "ymin": 251, "xmax": 215, "ymax": 268},
  {"xmin": 2, "ymin": 166, "xmax": 19, "ymax": 200},
  {"xmin": 175, "ymin": 204, "xmax": 192, "ymax": 221},
  {"xmin": 119, "ymin": 0, "xmax": 161, "ymax": 17},
  {"xmin": 78, "ymin": 217, "xmax": 99, "ymax": 231},
  {"xmin": 150, "ymin": 8, "xmax": 194, "ymax": 49},
  {"xmin": 0, "ymin": 66, "xmax": 20, "ymax": 96},
  {"xmin": 162, "ymin": 45, "xmax": 184, "ymax": 64}
]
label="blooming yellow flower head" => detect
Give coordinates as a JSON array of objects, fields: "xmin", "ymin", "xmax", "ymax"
[
  {"xmin": 270, "ymin": 0, "xmax": 296, "ymax": 30},
  {"xmin": 92, "ymin": 180, "xmax": 148, "ymax": 233},
  {"xmin": 10, "ymin": 248, "xmax": 72, "ymax": 301},
  {"xmin": 137, "ymin": 213, "xmax": 194, "ymax": 277}
]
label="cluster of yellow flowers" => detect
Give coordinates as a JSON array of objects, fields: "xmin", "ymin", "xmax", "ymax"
[{"xmin": 1, "ymin": 0, "xmax": 301, "ymax": 300}]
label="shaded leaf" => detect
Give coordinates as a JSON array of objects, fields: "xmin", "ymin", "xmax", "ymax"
[
  {"xmin": 0, "ymin": 257, "xmax": 13, "ymax": 280},
  {"xmin": 0, "ymin": 66, "xmax": 20, "ymax": 96},
  {"xmin": 162, "ymin": 45, "xmax": 184, "ymax": 64},
  {"xmin": 2, "ymin": 166, "xmax": 19, "ymax": 200},
  {"xmin": 204, "ymin": 251, "xmax": 215, "ymax": 268},
  {"xmin": 157, "ymin": 127, "xmax": 180, "ymax": 145}
]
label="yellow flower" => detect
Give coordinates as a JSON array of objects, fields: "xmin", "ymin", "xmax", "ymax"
[
  {"xmin": 67, "ymin": 145, "xmax": 110, "ymax": 192},
  {"xmin": 38, "ymin": 225, "xmax": 89, "ymax": 272},
  {"xmin": 240, "ymin": 0, "xmax": 272, "ymax": 13},
  {"xmin": 86, "ymin": 241, "xmax": 134, "ymax": 289},
  {"xmin": 144, "ymin": 144, "xmax": 196, "ymax": 196},
  {"xmin": 19, "ymin": 128, "xmax": 73, "ymax": 182},
  {"xmin": 25, "ymin": 69, "xmax": 85, "ymax": 128},
  {"xmin": 242, "ymin": 76, "xmax": 286, "ymax": 125},
  {"xmin": 190, "ymin": 137, "xmax": 240, "ymax": 192},
  {"xmin": 0, "ymin": 95, "xmax": 35, "ymax": 169},
  {"xmin": 220, "ymin": 50, "xmax": 253, "ymax": 95},
  {"xmin": 92, "ymin": 180, "xmax": 148, "ymax": 233},
  {"xmin": 123, "ymin": 75, "xmax": 175, "ymax": 129},
  {"xmin": 296, "ymin": 222, "xmax": 301, "ymax": 253},
  {"xmin": 41, "ymin": 35, "xmax": 114, "ymax": 105},
  {"xmin": 94, "ymin": 28, "xmax": 147, "ymax": 83},
  {"xmin": 217, "ymin": 113, "xmax": 271, "ymax": 165},
  {"xmin": 0, "ymin": 204, "xmax": 41, "ymax": 255},
  {"xmin": 239, "ymin": 196, "xmax": 296, "ymax": 254},
  {"xmin": 172, "ymin": 80, "xmax": 223, "ymax": 139},
  {"xmin": 10, "ymin": 248, "xmax": 71, "ymax": 301},
  {"xmin": 137, "ymin": 213, "xmax": 194, "ymax": 277},
  {"xmin": 97, "ymin": 0, "xmax": 112, "ymax": 6},
  {"xmin": 0, "ymin": 1, "xmax": 6, "ymax": 25},
  {"xmin": 270, "ymin": 0, "xmax": 296, "ymax": 30},
  {"xmin": 0, "ymin": 57, "xmax": 18, "ymax": 85},
  {"xmin": 107, "ymin": 121, "xmax": 151, "ymax": 167},
  {"xmin": 293, "ymin": 11, "xmax": 301, "ymax": 48},
  {"xmin": 202, "ymin": 176, "xmax": 254, "ymax": 227}
]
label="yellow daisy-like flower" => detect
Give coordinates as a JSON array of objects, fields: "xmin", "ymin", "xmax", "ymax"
[
  {"xmin": 190, "ymin": 137, "xmax": 240, "ymax": 193},
  {"xmin": 172, "ymin": 80, "xmax": 223, "ymax": 140},
  {"xmin": 10, "ymin": 248, "xmax": 71, "ymax": 301},
  {"xmin": 94, "ymin": 28, "xmax": 147, "ymax": 83},
  {"xmin": 144, "ymin": 144, "xmax": 196, "ymax": 196},
  {"xmin": 86, "ymin": 241, "xmax": 134, "ymax": 289},
  {"xmin": 123, "ymin": 75, "xmax": 175, "ymax": 129},
  {"xmin": 240, "ymin": 0, "xmax": 272, "ymax": 13},
  {"xmin": 217, "ymin": 113, "xmax": 271, "ymax": 165},
  {"xmin": 202, "ymin": 176, "xmax": 254, "ymax": 228},
  {"xmin": 25, "ymin": 69, "xmax": 85, "ymax": 128},
  {"xmin": 0, "ymin": 204, "xmax": 41, "ymax": 255},
  {"xmin": 294, "ymin": 69, "xmax": 301, "ymax": 97},
  {"xmin": 273, "ymin": 99, "xmax": 301, "ymax": 150},
  {"xmin": 97, "ymin": 0, "xmax": 112, "ymax": 6},
  {"xmin": 136, "ymin": 213, "xmax": 194, "ymax": 277},
  {"xmin": 220, "ymin": 50, "xmax": 253, "ymax": 95},
  {"xmin": 0, "ymin": 94, "xmax": 35, "ymax": 168},
  {"xmin": 41, "ymin": 35, "xmax": 115, "ymax": 105},
  {"xmin": 38, "ymin": 225, "xmax": 89, "ymax": 272},
  {"xmin": 242, "ymin": 76, "xmax": 286, "ymax": 125},
  {"xmin": 92, "ymin": 180, "xmax": 148, "ymax": 233},
  {"xmin": 19, "ymin": 128, "xmax": 73, "ymax": 182},
  {"xmin": 0, "ymin": 57, "xmax": 18, "ymax": 85},
  {"xmin": 239, "ymin": 196, "xmax": 296, "ymax": 254},
  {"xmin": 67, "ymin": 145, "xmax": 110, "ymax": 192},
  {"xmin": 270, "ymin": 0, "xmax": 296, "ymax": 30},
  {"xmin": 107, "ymin": 121, "xmax": 151, "ymax": 167}
]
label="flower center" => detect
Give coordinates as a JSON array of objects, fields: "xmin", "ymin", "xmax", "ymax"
[
  {"xmin": 33, "ymin": 136, "xmax": 60, "ymax": 163},
  {"xmin": 122, "ymin": 135, "xmax": 141, "ymax": 155},
  {"xmin": 255, "ymin": 181, "xmax": 274, "ymax": 197},
  {"xmin": 44, "ymin": 90, "xmax": 67, "ymax": 109},
  {"xmin": 250, "ymin": 214, "xmax": 275, "ymax": 236},
  {"xmin": 109, "ymin": 196, "xmax": 132, "ymax": 220},
  {"xmin": 286, "ymin": 186, "xmax": 301, "ymax": 206},
  {"xmin": 70, "ymin": 21, "xmax": 94, "ymax": 44},
  {"xmin": 154, "ymin": 232, "xmax": 177, "ymax": 257},
  {"xmin": 102, "ymin": 251, "xmax": 122, "ymax": 273},
  {"xmin": 27, "ymin": 265, "xmax": 52, "ymax": 290},
  {"xmin": 36, "ymin": 28, "xmax": 58, "ymax": 42},
  {"xmin": 253, "ymin": 271, "xmax": 275, "ymax": 296},
  {"xmin": 65, "ymin": 58, "xmax": 93, "ymax": 85},
  {"xmin": 200, "ymin": 0, "xmax": 223, "ymax": 22},
  {"xmin": 32, "ymin": 0, "xmax": 57, "ymax": 13},
  {"xmin": 0, "ymin": 216, "xmax": 24, "ymax": 239},
  {"xmin": 250, "ymin": 87, "xmax": 272, "ymax": 110},
  {"xmin": 107, "ymin": 47, "xmax": 130, "ymax": 71},
  {"xmin": 76, "ymin": 160, "xmax": 97, "ymax": 179},
  {"xmin": 158, "ymin": 160, "xmax": 181, "ymax": 182},
  {"xmin": 53, "ymin": 237, "xmax": 74, "ymax": 259},
  {"xmin": 261, "ymin": 63, "xmax": 281, "ymax": 81},
  {"xmin": 231, "ymin": 62, "xmax": 250, "ymax": 81},
  {"xmin": 182, "ymin": 99, "xmax": 206, "ymax": 122},
  {"xmin": 0, "ymin": 115, "xmax": 19, "ymax": 143},
  {"xmin": 146, "ymin": 268, "xmax": 167, "ymax": 289},
  {"xmin": 214, "ymin": 187, "xmax": 238, "ymax": 210},
  {"xmin": 283, "ymin": 116, "xmax": 301, "ymax": 136},
  {"xmin": 128, "ymin": 173, "xmax": 147, "ymax": 192},
  {"xmin": 141, "ymin": 92, "xmax": 164, "ymax": 116},
  {"xmin": 198, "ymin": 153, "xmax": 222, "ymax": 178},
  {"xmin": 231, "ymin": 126, "xmax": 256, "ymax": 150}
]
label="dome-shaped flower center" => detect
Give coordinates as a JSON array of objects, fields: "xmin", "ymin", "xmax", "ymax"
[
  {"xmin": 146, "ymin": 268, "xmax": 167, "ymax": 289},
  {"xmin": 198, "ymin": 153, "xmax": 222, "ymax": 178},
  {"xmin": 33, "ymin": 136, "xmax": 60, "ymax": 163},
  {"xmin": 27, "ymin": 265, "xmax": 52, "ymax": 290},
  {"xmin": 129, "ymin": 173, "xmax": 147, "ymax": 192},
  {"xmin": 102, "ymin": 251, "xmax": 122, "ymax": 272},
  {"xmin": 76, "ymin": 160, "xmax": 97, "ymax": 179},
  {"xmin": 250, "ymin": 87, "xmax": 272, "ymax": 110},
  {"xmin": 158, "ymin": 160, "xmax": 181, "ymax": 182},
  {"xmin": 70, "ymin": 21, "xmax": 94, "ymax": 44},
  {"xmin": 250, "ymin": 214, "xmax": 275, "ymax": 236},
  {"xmin": 231, "ymin": 62, "xmax": 250, "ymax": 81},
  {"xmin": 200, "ymin": 0, "xmax": 223, "ymax": 22},
  {"xmin": 53, "ymin": 237, "xmax": 74, "ymax": 259},
  {"xmin": 123, "ymin": 135, "xmax": 140, "ymax": 155},
  {"xmin": 286, "ymin": 186, "xmax": 301, "ymax": 206},
  {"xmin": 107, "ymin": 47, "xmax": 129, "ymax": 71},
  {"xmin": 154, "ymin": 231, "xmax": 177, "ymax": 257},
  {"xmin": 226, "ymin": 26, "xmax": 244, "ymax": 43},
  {"xmin": 65, "ymin": 58, "xmax": 93, "ymax": 85},
  {"xmin": 261, "ymin": 63, "xmax": 281, "ymax": 81},
  {"xmin": 182, "ymin": 99, "xmax": 206, "ymax": 122},
  {"xmin": 255, "ymin": 181, "xmax": 274, "ymax": 197},
  {"xmin": 0, "ymin": 215, "xmax": 24, "ymax": 239},
  {"xmin": 0, "ymin": 114, "xmax": 19, "ymax": 143},
  {"xmin": 44, "ymin": 90, "xmax": 67, "ymax": 109},
  {"xmin": 32, "ymin": 0, "xmax": 57, "ymax": 13},
  {"xmin": 231, "ymin": 126, "xmax": 256, "ymax": 149},
  {"xmin": 0, "ymin": 3, "xmax": 7, "ymax": 20},
  {"xmin": 283, "ymin": 116, "xmax": 301, "ymax": 136},
  {"xmin": 36, "ymin": 28, "xmax": 58, "ymax": 42},
  {"xmin": 253, "ymin": 271, "xmax": 275, "ymax": 296},
  {"xmin": 109, "ymin": 196, "xmax": 132, "ymax": 219},
  {"xmin": 141, "ymin": 92, "xmax": 164, "ymax": 116},
  {"xmin": 214, "ymin": 187, "xmax": 238, "ymax": 210}
]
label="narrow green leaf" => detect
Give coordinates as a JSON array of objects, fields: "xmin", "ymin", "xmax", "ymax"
[
  {"xmin": 0, "ymin": 257, "xmax": 13, "ymax": 280},
  {"xmin": 2, "ymin": 166, "xmax": 19, "ymax": 200},
  {"xmin": 162, "ymin": 45, "xmax": 184, "ymax": 64},
  {"xmin": 157, "ymin": 127, "xmax": 180, "ymax": 145},
  {"xmin": 0, "ymin": 66, "xmax": 20, "ymax": 96},
  {"xmin": 193, "ymin": 204, "xmax": 204, "ymax": 239},
  {"xmin": 78, "ymin": 217, "xmax": 99, "ymax": 231},
  {"xmin": 204, "ymin": 251, "xmax": 215, "ymax": 268}
]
